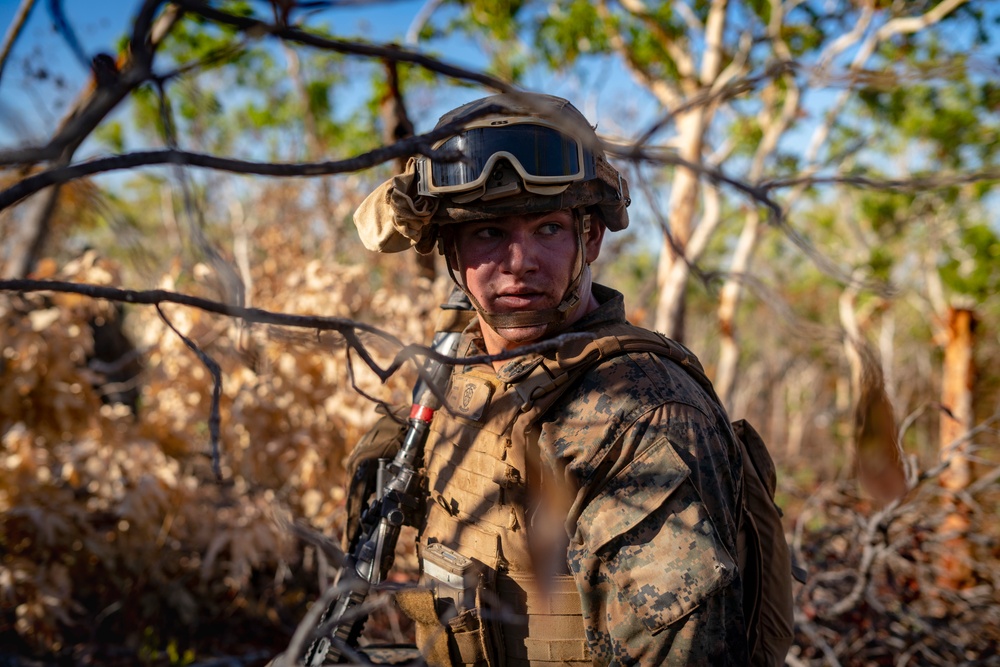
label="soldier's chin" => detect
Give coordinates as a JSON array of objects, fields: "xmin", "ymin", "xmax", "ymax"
[{"xmin": 494, "ymin": 324, "xmax": 549, "ymax": 347}]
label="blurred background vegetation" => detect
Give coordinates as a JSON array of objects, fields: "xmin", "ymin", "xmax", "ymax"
[{"xmin": 1, "ymin": 1, "xmax": 998, "ymax": 664}]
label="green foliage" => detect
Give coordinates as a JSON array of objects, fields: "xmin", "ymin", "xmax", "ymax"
[
  {"xmin": 626, "ymin": 22, "xmax": 680, "ymax": 79},
  {"xmin": 780, "ymin": 18, "xmax": 825, "ymax": 56},
  {"xmin": 857, "ymin": 31, "xmax": 1000, "ymax": 170},
  {"xmin": 730, "ymin": 116, "xmax": 766, "ymax": 158},
  {"xmin": 121, "ymin": 2, "xmax": 361, "ymax": 159},
  {"xmin": 306, "ymin": 79, "xmax": 332, "ymax": 121},
  {"xmin": 452, "ymin": 0, "xmax": 526, "ymax": 41},
  {"xmin": 858, "ymin": 192, "xmax": 915, "ymax": 238},
  {"xmin": 865, "ymin": 245, "xmax": 895, "ymax": 283},
  {"xmin": 939, "ymin": 223, "xmax": 1000, "ymax": 299},
  {"xmin": 536, "ymin": 0, "xmax": 611, "ymax": 67},
  {"xmin": 160, "ymin": 3, "xmax": 253, "ymax": 67},
  {"xmin": 743, "ymin": 0, "xmax": 771, "ymax": 24},
  {"xmin": 441, "ymin": 0, "xmax": 533, "ymax": 80},
  {"xmin": 94, "ymin": 120, "xmax": 126, "ymax": 153}
]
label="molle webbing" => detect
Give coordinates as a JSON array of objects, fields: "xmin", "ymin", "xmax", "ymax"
[
  {"xmin": 422, "ymin": 362, "xmax": 594, "ymax": 666},
  {"xmin": 496, "ymin": 573, "xmax": 591, "ymax": 667},
  {"xmin": 424, "ymin": 365, "xmax": 534, "ymax": 572}
]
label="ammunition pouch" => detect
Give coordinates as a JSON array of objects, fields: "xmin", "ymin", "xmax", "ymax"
[{"xmin": 395, "ymin": 542, "xmax": 591, "ymax": 667}]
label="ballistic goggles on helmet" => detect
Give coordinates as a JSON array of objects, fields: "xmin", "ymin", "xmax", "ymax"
[{"xmin": 415, "ymin": 117, "xmax": 596, "ymax": 197}]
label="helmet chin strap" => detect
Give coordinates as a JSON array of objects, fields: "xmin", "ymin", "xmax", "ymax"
[{"xmin": 444, "ymin": 211, "xmax": 591, "ymax": 337}]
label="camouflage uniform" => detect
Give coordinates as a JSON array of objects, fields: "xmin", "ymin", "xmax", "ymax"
[{"xmin": 421, "ymin": 284, "xmax": 748, "ymax": 666}]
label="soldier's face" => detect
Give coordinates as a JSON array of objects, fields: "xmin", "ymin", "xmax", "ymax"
[{"xmin": 451, "ymin": 209, "xmax": 604, "ymax": 355}]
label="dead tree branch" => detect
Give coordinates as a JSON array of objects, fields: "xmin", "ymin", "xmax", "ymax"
[
  {"xmin": 170, "ymin": 0, "xmax": 514, "ymax": 94},
  {"xmin": 0, "ymin": 0, "xmax": 37, "ymax": 85},
  {"xmin": 795, "ymin": 407, "xmax": 1000, "ymax": 642},
  {"xmin": 1, "ymin": 277, "xmax": 593, "ymax": 485},
  {"xmin": 0, "ymin": 278, "xmax": 588, "ymax": 374},
  {"xmin": 761, "ymin": 169, "xmax": 1000, "ymax": 194},
  {"xmin": 0, "ymin": 106, "xmax": 504, "ymax": 211},
  {"xmin": 156, "ymin": 302, "xmax": 225, "ymax": 479}
]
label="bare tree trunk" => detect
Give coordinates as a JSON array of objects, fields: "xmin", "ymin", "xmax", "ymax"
[
  {"xmin": 653, "ymin": 111, "xmax": 703, "ymax": 341},
  {"xmin": 784, "ymin": 364, "xmax": 818, "ymax": 460},
  {"xmin": 714, "ymin": 205, "xmax": 760, "ymax": 407},
  {"xmin": 936, "ymin": 306, "xmax": 976, "ymax": 589},
  {"xmin": 379, "ymin": 60, "xmax": 435, "ymax": 281},
  {"xmin": 712, "ymin": 0, "xmax": 805, "ymax": 408},
  {"xmin": 940, "ymin": 306, "xmax": 976, "ymax": 490},
  {"xmin": 599, "ymin": 0, "xmax": 733, "ymax": 344}
]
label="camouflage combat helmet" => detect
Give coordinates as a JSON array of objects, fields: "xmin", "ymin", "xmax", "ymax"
[
  {"xmin": 354, "ymin": 92, "xmax": 629, "ymax": 254},
  {"xmin": 354, "ymin": 92, "xmax": 630, "ymax": 334}
]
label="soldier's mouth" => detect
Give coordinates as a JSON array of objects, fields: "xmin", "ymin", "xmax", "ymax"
[{"xmin": 492, "ymin": 291, "xmax": 547, "ymax": 309}]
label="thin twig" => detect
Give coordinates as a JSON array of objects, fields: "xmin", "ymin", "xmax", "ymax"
[
  {"xmin": 0, "ymin": 0, "xmax": 38, "ymax": 85},
  {"xmin": 170, "ymin": 0, "xmax": 515, "ymax": 94},
  {"xmin": 760, "ymin": 169, "xmax": 1000, "ymax": 194},
  {"xmin": 0, "ymin": 279, "xmax": 590, "ymax": 374},
  {"xmin": 156, "ymin": 303, "xmax": 225, "ymax": 480}
]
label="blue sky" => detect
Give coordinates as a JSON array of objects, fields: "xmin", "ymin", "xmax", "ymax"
[
  {"xmin": 0, "ymin": 0, "xmax": 457, "ymax": 143},
  {"xmin": 0, "ymin": 0, "xmax": 433, "ymax": 65}
]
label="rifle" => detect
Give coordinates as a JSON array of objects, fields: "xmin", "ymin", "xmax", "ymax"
[{"xmin": 303, "ymin": 288, "xmax": 472, "ymax": 665}]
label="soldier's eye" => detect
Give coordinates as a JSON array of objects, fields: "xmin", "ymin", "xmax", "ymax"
[{"xmin": 474, "ymin": 227, "xmax": 504, "ymax": 239}]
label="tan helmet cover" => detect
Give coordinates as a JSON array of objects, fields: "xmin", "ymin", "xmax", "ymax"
[
  {"xmin": 354, "ymin": 158, "xmax": 442, "ymax": 253},
  {"xmin": 354, "ymin": 93, "xmax": 629, "ymax": 254}
]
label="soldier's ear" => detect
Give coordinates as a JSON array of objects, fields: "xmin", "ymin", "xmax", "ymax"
[{"xmin": 585, "ymin": 217, "xmax": 605, "ymax": 264}]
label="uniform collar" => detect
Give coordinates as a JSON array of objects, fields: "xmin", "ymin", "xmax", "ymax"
[{"xmin": 462, "ymin": 283, "xmax": 628, "ymax": 382}]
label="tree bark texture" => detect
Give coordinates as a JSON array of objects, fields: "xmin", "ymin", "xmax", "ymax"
[
  {"xmin": 653, "ymin": 111, "xmax": 704, "ymax": 341},
  {"xmin": 937, "ymin": 305, "xmax": 977, "ymax": 590},
  {"xmin": 940, "ymin": 306, "xmax": 976, "ymax": 491}
]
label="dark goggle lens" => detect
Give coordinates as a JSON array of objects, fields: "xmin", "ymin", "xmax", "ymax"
[{"xmin": 430, "ymin": 124, "xmax": 582, "ymax": 188}]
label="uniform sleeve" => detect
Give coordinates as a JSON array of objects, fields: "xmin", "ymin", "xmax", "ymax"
[{"xmin": 564, "ymin": 402, "xmax": 748, "ymax": 666}]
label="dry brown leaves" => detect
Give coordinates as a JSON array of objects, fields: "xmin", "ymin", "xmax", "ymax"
[
  {"xmin": 0, "ymin": 244, "xmax": 446, "ymax": 659},
  {"xmin": 790, "ymin": 479, "xmax": 1000, "ymax": 666}
]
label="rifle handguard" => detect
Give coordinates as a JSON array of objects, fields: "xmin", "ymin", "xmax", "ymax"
[{"xmin": 303, "ymin": 288, "xmax": 472, "ymax": 665}]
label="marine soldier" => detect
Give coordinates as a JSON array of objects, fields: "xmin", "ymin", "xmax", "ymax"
[{"xmin": 349, "ymin": 92, "xmax": 793, "ymax": 666}]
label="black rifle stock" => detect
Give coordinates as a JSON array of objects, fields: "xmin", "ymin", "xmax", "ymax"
[{"xmin": 303, "ymin": 289, "xmax": 472, "ymax": 665}]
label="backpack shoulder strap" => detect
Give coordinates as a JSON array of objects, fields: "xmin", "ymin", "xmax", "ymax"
[
  {"xmin": 597, "ymin": 324, "xmax": 723, "ymax": 400},
  {"xmin": 509, "ymin": 323, "xmax": 716, "ymax": 413}
]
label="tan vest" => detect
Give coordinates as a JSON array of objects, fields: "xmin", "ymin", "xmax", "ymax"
[{"xmin": 421, "ymin": 360, "xmax": 591, "ymax": 667}]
